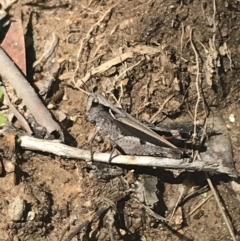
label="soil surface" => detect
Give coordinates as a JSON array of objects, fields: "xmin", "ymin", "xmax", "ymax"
[{"xmin": 1, "ymin": 0, "xmax": 240, "ymax": 240}]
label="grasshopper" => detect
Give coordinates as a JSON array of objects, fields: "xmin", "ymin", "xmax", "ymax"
[{"xmin": 87, "ymin": 93, "xmax": 187, "ymax": 159}]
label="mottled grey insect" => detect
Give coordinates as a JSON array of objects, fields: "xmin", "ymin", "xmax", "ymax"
[{"xmin": 87, "ymin": 93, "xmax": 187, "ymax": 159}]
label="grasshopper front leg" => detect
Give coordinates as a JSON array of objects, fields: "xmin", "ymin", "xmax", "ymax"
[{"xmin": 89, "ymin": 127, "xmax": 118, "ymax": 162}]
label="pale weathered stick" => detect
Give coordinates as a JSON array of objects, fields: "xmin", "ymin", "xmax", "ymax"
[
  {"xmin": 19, "ymin": 135, "xmax": 237, "ymax": 177},
  {"xmin": 0, "ymin": 47, "xmax": 62, "ymax": 137}
]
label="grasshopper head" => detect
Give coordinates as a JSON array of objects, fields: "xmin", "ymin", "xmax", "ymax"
[{"xmin": 86, "ymin": 94, "xmax": 99, "ymax": 112}]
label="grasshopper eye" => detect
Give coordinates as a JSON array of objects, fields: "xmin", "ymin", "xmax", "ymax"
[
  {"xmin": 91, "ymin": 97, "xmax": 100, "ymax": 108},
  {"xmin": 86, "ymin": 94, "xmax": 99, "ymax": 112},
  {"xmin": 92, "ymin": 97, "xmax": 99, "ymax": 104}
]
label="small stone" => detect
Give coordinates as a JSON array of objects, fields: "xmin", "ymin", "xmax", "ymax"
[
  {"xmin": 83, "ymin": 200, "xmax": 92, "ymax": 207},
  {"xmin": 4, "ymin": 161, "xmax": 15, "ymax": 173},
  {"xmin": 229, "ymin": 114, "xmax": 235, "ymax": 123},
  {"xmin": 173, "ymin": 77, "xmax": 180, "ymax": 91},
  {"xmin": 62, "ymin": 93, "xmax": 68, "ymax": 101},
  {"xmin": 27, "ymin": 211, "xmax": 36, "ymax": 221},
  {"xmin": 119, "ymin": 229, "xmax": 126, "ymax": 235},
  {"xmin": 8, "ymin": 196, "xmax": 26, "ymax": 221},
  {"xmin": 226, "ymin": 124, "xmax": 231, "ymax": 130},
  {"xmin": 47, "ymin": 103, "xmax": 55, "ymax": 109}
]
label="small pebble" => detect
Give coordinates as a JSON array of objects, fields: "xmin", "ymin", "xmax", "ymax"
[
  {"xmin": 47, "ymin": 103, "xmax": 55, "ymax": 109},
  {"xmin": 83, "ymin": 200, "xmax": 92, "ymax": 207},
  {"xmin": 8, "ymin": 196, "xmax": 26, "ymax": 221},
  {"xmin": 27, "ymin": 211, "xmax": 36, "ymax": 221},
  {"xmin": 62, "ymin": 93, "xmax": 68, "ymax": 101},
  {"xmin": 226, "ymin": 124, "xmax": 231, "ymax": 130},
  {"xmin": 4, "ymin": 161, "xmax": 15, "ymax": 173},
  {"xmin": 229, "ymin": 114, "xmax": 235, "ymax": 123},
  {"xmin": 119, "ymin": 229, "xmax": 126, "ymax": 235}
]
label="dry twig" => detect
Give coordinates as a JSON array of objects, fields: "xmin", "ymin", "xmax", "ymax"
[
  {"xmin": 188, "ymin": 194, "xmax": 213, "ymax": 217},
  {"xmin": 0, "ymin": 47, "xmax": 63, "ymax": 138},
  {"xmin": 19, "ymin": 135, "xmax": 237, "ymax": 177},
  {"xmin": 205, "ymin": 171, "xmax": 236, "ymax": 241},
  {"xmin": 149, "ymin": 94, "xmax": 174, "ymax": 124}
]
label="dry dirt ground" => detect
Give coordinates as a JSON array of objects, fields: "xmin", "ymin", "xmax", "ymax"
[{"xmin": 1, "ymin": 0, "xmax": 240, "ymax": 240}]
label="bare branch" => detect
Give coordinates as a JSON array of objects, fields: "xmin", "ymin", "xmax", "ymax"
[
  {"xmin": 19, "ymin": 135, "xmax": 237, "ymax": 177},
  {"xmin": 0, "ymin": 47, "xmax": 63, "ymax": 138}
]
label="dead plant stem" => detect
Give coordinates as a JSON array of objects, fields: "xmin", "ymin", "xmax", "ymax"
[
  {"xmin": 189, "ymin": 28, "xmax": 200, "ymax": 142},
  {"xmin": 205, "ymin": 172, "xmax": 236, "ymax": 241},
  {"xmin": 149, "ymin": 94, "xmax": 174, "ymax": 124}
]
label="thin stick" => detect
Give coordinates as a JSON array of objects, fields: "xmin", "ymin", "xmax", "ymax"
[
  {"xmin": 0, "ymin": 47, "xmax": 62, "ymax": 137},
  {"xmin": 188, "ymin": 194, "xmax": 213, "ymax": 216},
  {"xmin": 115, "ymin": 59, "xmax": 143, "ymax": 81},
  {"xmin": 18, "ymin": 135, "xmax": 237, "ymax": 177},
  {"xmin": 170, "ymin": 186, "xmax": 185, "ymax": 221},
  {"xmin": 149, "ymin": 94, "xmax": 174, "ymax": 123},
  {"xmin": 63, "ymin": 207, "xmax": 109, "ymax": 241},
  {"xmin": 77, "ymin": 51, "xmax": 133, "ymax": 86},
  {"xmin": 141, "ymin": 203, "xmax": 172, "ymax": 224},
  {"xmin": 205, "ymin": 172, "xmax": 236, "ymax": 241},
  {"xmin": 180, "ymin": 23, "xmax": 184, "ymax": 52}
]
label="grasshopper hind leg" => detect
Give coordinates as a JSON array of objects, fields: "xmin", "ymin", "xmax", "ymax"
[
  {"xmin": 108, "ymin": 144, "xmax": 118, "ymax": 163},
  {"xmin": 88, "ymin": 127, "xmax": 100, "ymax": 161}
]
